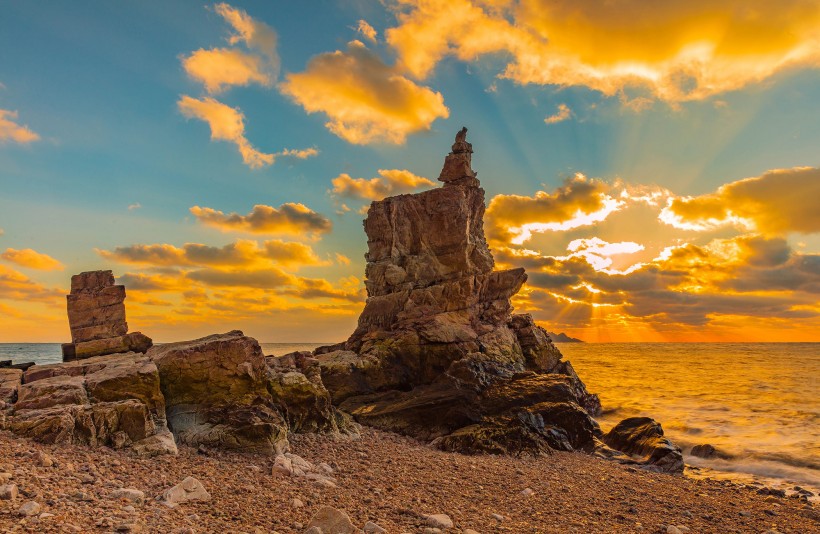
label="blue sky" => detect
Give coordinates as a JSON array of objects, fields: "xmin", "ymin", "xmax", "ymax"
[{"xmin": 1, "ymin": 1, "xmax": 819, "ymax": 342}]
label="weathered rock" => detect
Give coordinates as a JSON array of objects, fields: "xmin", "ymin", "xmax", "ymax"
[
  {"xmin": 690, "ymin": 443, "xmax": 733, "ymax": 460},
  {"xmin": 0, "ymin": 483, "xmax": 17, "ymax": 500},
  {"xmin": 61, "ymin": 270, "xmax": 152, "ymax": 361},
  {"xmin": 306, "ymin": 506, "xmax": 359, "ymax": 534},
  {"xmin": 148, "ymin": 331, "xmax": 287, "ymax": 453},
  {"xmin": 603, "ymin": 417, "xmax": 684, "ymax": 474},
  {"xmin": 425, "ymin": 514, "xmax": 454, "ymax": 529},
  {"xmin": 0, "ymin": 368, "xmax": 22, "ymax": 406},
  {"xmin": 8, "ymin": 353, "xmax": 175, "ymax": 455},
  {"xmin": 18, "ymin": 500, "xmax": 40, "ymax": 516},
  {"xmin": 159, "ymin": 477, "xmax": 210, "ymax": 508},
  {"xmin": 112, "ymin": 488, "xmax": 146, "ymax": 506},
  {"xmin": 315, "ymin": 130, "xmax": 600, "ymax": 456}
]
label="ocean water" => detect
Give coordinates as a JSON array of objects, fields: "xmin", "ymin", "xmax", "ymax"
[{"xmin": 3, "ymin": 342, "xmax": 818, "ymax": 495}]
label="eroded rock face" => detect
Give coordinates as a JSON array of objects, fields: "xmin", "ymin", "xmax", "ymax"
[
  {"xmin": 0, "ymin": 369, "xmax": 22, "ymax": 407},
  {"xmin": 61, "ymin": 270, "xmax": 152, "ymax": 361},
  {"xmin": 315, "ymin": 129, "xmax": 601, "ymax": 455},
  {"xmin": 6, "ymin": 352, "xmax": 175, "ymax": 455},
  {"xmin": 603, "ymin": 417, "xmax": 684, "ymax": 474},
  {"xmin": 148, "ymin": 331, "xmax": 288, "ymax": 453}
]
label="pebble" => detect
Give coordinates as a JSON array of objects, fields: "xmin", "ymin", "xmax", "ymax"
[
  {"xmin": 18, "ymin": 501, "xmax": 41, "ymax": 516},
  {"xmin": 0, "ymin": 483, "xmax": 18, "ymax": 500},
  {"xmin": 34, "ymin": 451, "xmax": 54, "ymax": 467},
  {"xmin": 305, "ymin": 506, "xmax": 357, "ymax": 534},
  {"xmin": 491, "ymin": 513, "xmax": 504, "ymax": 521},
  {"xmin": 112, "ymin": 488, "xmax": 146, "ymax": 506},
  {"xmin": 363, "ymin": 521, "xmax": 387, "ymax": 533},
  {"xmin": 291, "ymin": 497, "xmax": 304, "ymax": 508},
  {"xmin": 739, "ymin": 510, "xmax": 751, "ymax": 517},
  {"xmin": 425, "ymin": 514, "xmax": 454, "ymax": 529},
  {"xmin": 520, "ymin": 488, "xmax": 534, "ymax": 496}
]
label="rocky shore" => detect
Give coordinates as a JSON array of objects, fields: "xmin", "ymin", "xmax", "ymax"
[{"xmin": 0, "ymin": 427, "xmax": 817, "ymax": 533}]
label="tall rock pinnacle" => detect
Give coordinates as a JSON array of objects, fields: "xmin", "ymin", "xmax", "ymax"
[{"xmin": 438, "ymin": 126, "xmax": 479, "ymax": 187}]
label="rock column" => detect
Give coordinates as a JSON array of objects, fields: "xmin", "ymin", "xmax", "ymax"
[{"xmin": 61, "ymin": 270, "xmax": 152, "ymax": 361}]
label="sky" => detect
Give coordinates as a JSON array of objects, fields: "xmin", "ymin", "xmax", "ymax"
[{"xmin": 1, "ymin": 0, "xmax": 819, "ymax": 343}]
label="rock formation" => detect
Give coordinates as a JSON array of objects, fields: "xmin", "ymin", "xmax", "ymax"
[
  {"xmin": 603, "ymin": 417, "xmax": 685, "ymax": 473},
  {"xmin": 61, "ymin": 270, "xmax": 152, "ymax": 361},
  {"xmin": 314, "ymin": 128, "xmax": 603, "ymax": 456}
]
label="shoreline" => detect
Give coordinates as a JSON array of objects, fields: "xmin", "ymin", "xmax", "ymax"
[{"xmin": 1, "ymin": 428, "xmax": 817, "ymax": 533}]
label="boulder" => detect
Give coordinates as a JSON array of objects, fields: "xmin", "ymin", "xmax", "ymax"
[
  {"xmin": 8, "ymin": 352, "xmax": 175, "ymax": 455},
  {"xmin": 159, "ymin": 477, "xmax": 210, "ymax": 508},
  {"xmin": 0, "ymin": 368, "xmax": 22, "ymax": 406},
  {"xmin": 315, "ymin": 129, "xmax": 601, "ymax": 456},
  {"xmin": 61, "ymin": 270, "xmax": 152, "ymax": 361},
  {"xmin": 148, "ymin": 331, "xmax": 287, "ymax": 453},
  {"xmin": 603, "ymin": 417, "xmax": 684, "ymax": 474}
]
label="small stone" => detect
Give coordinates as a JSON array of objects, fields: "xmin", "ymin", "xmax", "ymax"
[
  {"xmin": 425, "ymin": 514, "xmax": 454, "ymax": 529},
  {"xmin": 272, "ymin": 455, "xmax": 293, "ymax": 477},
  {"xmin": 122, "ymin": 505, "xmax": 136, "ymax": 513},
  {"xmin": 666, "ymin": 527, "xmax": 682, "ymax": 534},
  {"xmin": 491, "ymin": 513, "xmax": 504, "ymax": 521},
  {"xmin": 0, "ymin": 483, "xmax": 18, "ymax": 500},
  {"xmin": 764, "ymin": 509, "xmax": 778, "ymax": 516},
  {"xmin": 463, "ymin": 530, "xmax": 480, "ymax": 534},
  {"xmin": 520, "ymin": 488, "xmax": 534, "ymax": 496},
  {"xmin": 739, "ymin": 511, "xmax": 751, "ymax": 517},
  {"xmin": 306, "ymin": 506, "xmax": 357, "ymax": 534},
  {"xmin": 34, "ymin": 451, "xmax": 54, "ymax": 467},
  {"xmin": 18, "ymin": 501, "xmax": 41, "ymax": 517},
  {"xmin": 112, "ymin": 488, "xmax": 145, "ymax": 506},
  {"xmin": 364, "ymin": 521, "xmax": 386, "ymax": 534},
  {"xmin": 291, "ymin": 497, "xmax": 304, "ymax": 508},
  {"xmin": 423, "ymin": 529, "xmax": 442, "ymax": 534},
  {"xmin": 159, "ymin": 477, "xmax": 210, "ymax": 508}
]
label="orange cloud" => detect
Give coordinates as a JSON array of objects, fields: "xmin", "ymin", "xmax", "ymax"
[
  {"xmin": 356, "ymin": 20, "xmax": 378, "ymax": 43},
  {"xmin": 544, "ymin": 103, "xmax": 572, "ymax": 124},
  {"xmin": 486, "ymin": 174, "xmax": 624, "ymax": 244},
  {"xmin": 0, "ymin": 109, "xmax": 39, "ymax": 144},
  {"xmin": 98, "ymin": 238, "xmax": 325, "ymax": 269},
  {"xmin": 1, "ymin": 248, "xmax": 63, "ymax": 271},
  {"xmin": 190, "ymin": 203, "xmax": 332, "ymax": 236},
  {"xmin": 386, "ymin": 0, "xmax": 820, "ymax": 103},
  {"xmin": 178, "ymin": 95, "xmax": 274, "ymax": 168},
  {"xmin": 182, "ymin": 48, "xmax": 273, "ymax": 93},
  {"xmin": 214, "ymin": 3, "xmax": 279, "ymax": 66},
  {"xmin": 280, "ymin": 40, "xmax": 449, "ymax": 144},
  {"xmin": 660, "ymin": 166, "xmax": 820, "ymax": 234},
  {"xmin": 331, "ymin": 168, "xmax": 436, "ymax": 201},
  {"xmin": 0, "ymin": 265, "xmax": 63, "ymax": 303}
]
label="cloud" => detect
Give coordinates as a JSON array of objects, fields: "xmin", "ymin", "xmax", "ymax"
[
  {"xmin": 1, "ymin": 248, "xmax": 63, "ymax": 271},
  {"xmin": 544, "ymin": 103, "xmax": 572, "ymax": 124},
  {"xmin": 190, "ymin": 203, "xmax": 332, "ymax": 236},
  {"xmin": 385, "ymin": 0, "xmax": 820, "ymax": 103},
  {"xmin": 280, "ymin": 40, "xmax": 449, "ymax": 144},
  {"xmin": 278, "ymin": 147, "xmax": 318, "ymax": 160},
  {"xmin": 0, "ymin": 265, "xmax": 63, "ymax": 302},
  {"xmin": 128, "ymin": 202, "xmax": 141, "ymax": 211},
  {"xmin": 98, "ymin": 238, "xmax": 325, "ymax": 269},
  {"xmin": 187, "ymin": 266, "xmax": 293, "ymax": 289},
  {"xmin": 331, "ymin": 168, "xmax": 436, "ymax": 201},
  {"xmin": 0, "ymin": 109, "xmax": 39, "ymax": 144},
  {"xmin": 486, "ymin": 174, "xmax": 624, "ymax": 244},
  {"xmin": 660, "ymin": 166, "xmax": 820, "ymax": 234},
  {"xmin": 178, "ymin": 95, "xmax": 274, "ymax": 168},
  {"xmin": 182, "ymin": 48, "xmax": 274, "ymax": 93},
  {"xmin": 356, "ymin": 20, "xmax": 378, "ymax": 43},
  {"xmin": 214, "ymin": 3, "xmax": 279, "ymax": 66}
]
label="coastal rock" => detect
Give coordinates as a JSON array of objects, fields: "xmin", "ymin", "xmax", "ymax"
[
  {"xmin": 603, "ymin": 417, "xmax": 684, "ymax": 474},
  {"xmin": 61, "ymin": 270, "xmax": 152, "ymax": 361},
  {"xmin": 148, "ymin": 331, "xmax": 287, "ymax": 453},
  {"xmin": 315, "ymin": 129, "xmax": 601, "ymax": 456},
  {"xmin": 8, "ymin": 352, "xmax": 175, "ymax": 455},
  {"xmin": 0, "ymin": 368, "xmax": 22, "ymax": 406},
  {"xmin": 690, "ymin": 443, "xmax": 733, "ymax": 460}
]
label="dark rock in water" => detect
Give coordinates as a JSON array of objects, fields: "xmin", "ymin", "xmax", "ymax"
[
  {"xmin": 547, "ymin": 332, "xmax": 584, "ymax": 343},
  {"xmin": 0, "ymin": 361, "xmax": 35, "ymax": 371},
  {"xmin": 61, "ymin": 270, "xmax": 152, "ymax": 361},
  {"xmin": 691, "ymin": 443, "xmax": 733, "ymax": 460},
  {"xmin": 315, "ymin": 129, "xmax": 601, "ymax": 455},
  {"xmin": 603, "ymin": 417, "xmax": 684, "ymax": 474}
]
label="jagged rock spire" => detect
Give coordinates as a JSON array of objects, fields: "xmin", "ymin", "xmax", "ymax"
[{"xmin": 438, "ymin": 126, "xmax": 479, "ymax": 187}]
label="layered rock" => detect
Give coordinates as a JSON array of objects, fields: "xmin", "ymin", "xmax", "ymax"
[
  {"xmin": 603, "ymin": 417, "xmax": 684, "ymax": 474},
  {"xmin": 5, "ymin": 352, "xmax": 176, "ymax": 456},
  {"xmin": 0, "ymin": 369, "xmax": 22, "ymax": 408},
  {"xmin": 61, "ymin": 270, "xmax": 152, "ymax": 361},
  {"xmin": 315, "ymin": 128, "xmax": 602, "ymax": 455}
]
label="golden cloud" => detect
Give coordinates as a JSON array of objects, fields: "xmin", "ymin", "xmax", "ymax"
[
  {"xmin": 182, "ymin": 48, "xmax": 273, "ymax": 93},
  {"xmin": 178, "ymin": 95, "xmax": 274, "ymax": 168},
  {"xmin": 486, "ymin": 174, "xmax": 624, "ymax": 244},
  {"xmin": 0, "ymin": 265, "xmax": 63, "ymax": 303},
  {"xmin": 1, "ymin": 248, "xmax": 63, "ymax": 271},
  {"xmin": 214, "ymin": 3, "xmax": 279, "ymax": 66},
  {"xmin": 544, "ymin": 103, "xmax": 572, "ymax": 124},
  {"xmin": 279, "ymin": 40, "xmax": 449, "ymax": 144},
  {"xmin": 331, "ymin": 168, "xmax": 436, "ymax": 201},
  {"xmin": 0, "ymin": 109, "xmax": 39, "ymax": 144},
  {"xmin": 190, "ymin": 203, "xmax": 332, "ymax": 236},
  {"xmin": 98, "ymin": 238, "xmax": 325, "ymax": 269},
  {"xmin": 356, "ymin": 20, "xmax": 378, "ymax": 43},
  {"xmin": 386, "ymin": 0, "xmax": 820, "ymax": 103},
  {"xmin": 660, "ymin": 167, "xmax": 820, "ymax": 234}
]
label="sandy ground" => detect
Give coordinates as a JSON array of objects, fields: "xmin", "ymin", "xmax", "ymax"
[{"xmin": 0, "ymin": 428, "xmax": 816, "ymax": 533}]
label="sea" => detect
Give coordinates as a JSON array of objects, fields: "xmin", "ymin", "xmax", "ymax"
[{"xmin": 2, "ymin": 341, "xmax": 818, "ymax": 498}]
